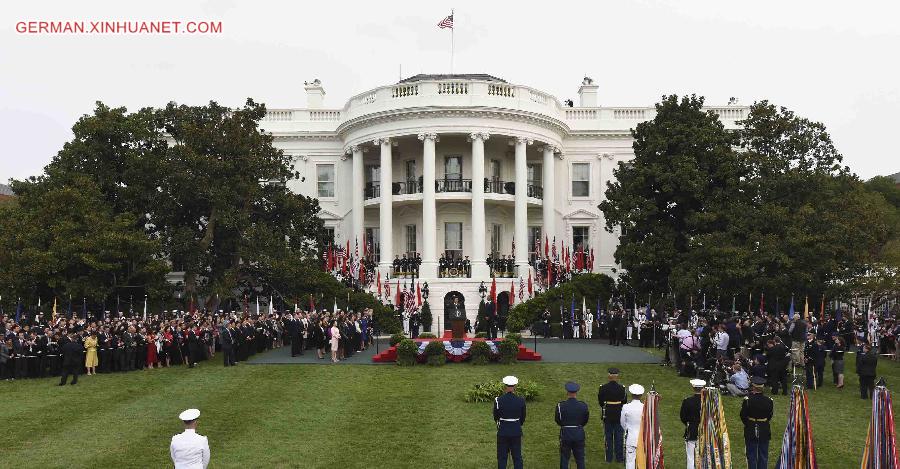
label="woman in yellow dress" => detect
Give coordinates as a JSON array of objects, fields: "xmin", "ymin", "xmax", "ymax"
[{"xmin": 84, "ymin": 331, "xmax": 99, "ymax": 375}]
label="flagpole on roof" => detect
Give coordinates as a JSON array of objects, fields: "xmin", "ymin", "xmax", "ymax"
[{"xmin": 450, "ymin": 9, "xmax": 454, "ymax": 73}]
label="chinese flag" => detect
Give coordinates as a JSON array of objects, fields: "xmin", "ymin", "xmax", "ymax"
[
  {"xmin": 544, "ymin": 236, "xmax": 549, "ymax": 258},
  {"xmin": 490, "ymin": 277, "xmax": 497, "ymax": 305},
  {"xmin": 528, "ymin": 270, "xmax": 533, "ymax": 296},
  {"xmin": 395, "ymin": 281, "xmax": 402, "ymax": 306},
  {"xmin": 416, "ymin": 282, "xmax": 422, "ymax": 306},
  {"xmin": 510, "ymin": 280, "xmax": 515, "ymax": 306},
  {"xmin": 376, "ymin": 270, "xmax": 382, "ymax": 297}
]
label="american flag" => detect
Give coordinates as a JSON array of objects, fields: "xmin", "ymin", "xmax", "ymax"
[{"xmin": 438, "ymin": 13, "xmax": 453, "ymax": 29}]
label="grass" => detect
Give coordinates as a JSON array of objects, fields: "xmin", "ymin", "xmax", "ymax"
[{"xmin": 1, "ymin": 354, "xmax": 896, "ymax": 468}]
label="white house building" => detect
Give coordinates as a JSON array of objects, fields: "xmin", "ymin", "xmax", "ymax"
[{"xmin": 264, "ymin": 74, "xmax": 748, "ymax": 325}]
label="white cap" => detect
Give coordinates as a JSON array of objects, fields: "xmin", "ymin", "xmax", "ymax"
[
  {"xmin": 628, "ymin": 384, "xmax": 645, "ymax": 395},
  {"xmin": 690, "ymin": 379, "xmax": 707, "ymax": 388},
  {"xmin": 178, "ymin": 408, "xmax": 200, "ymax": 421},
  {"xmin": 502, "ymin": 376, "xmax": 519, "ymax": 386}
]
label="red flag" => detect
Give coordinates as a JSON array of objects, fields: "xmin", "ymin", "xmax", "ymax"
[
  {"xmin": 395, "ymin": 281, "xmax": 401, "ymax": 306},
  {"xmin": 308, "ymin": 294, "xmax": 315, "ymax": 312},
  {"xmin": 361, "ymin": 234, "xmax": 367, "ymax": 259},
  {"xmin": 544, "ymin": 236, "xmax": 549, "ymax": 258},
  {"xmin": 547, "ymin": 259, "xmax": 553, "ymax": 287},
  {"xmin": 510, "ymin": 280, "xmax": 515, "ymax": 306},
  {"xmin": 528, "ymin": 270, "xmax": 533, "ymax": 296},
  {"xmin": 416, "ymin": 283, "xmax": 422, "ymax": 307},
  {"xmin": 589, "ymin": 248, "xmax": 595, "ymax": 271},
  {"xmin": 376, "ymin": 271, "xmax": 382, "ymax": 297},
  {"xmin": 490, "ymin": 277, "xmax": 497, "ymax": 306},
  {"xmin": 359, "ymin": 261, "xmax": 366, "ymax": 284}
]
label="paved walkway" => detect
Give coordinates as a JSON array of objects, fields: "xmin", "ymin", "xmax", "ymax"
[{"xmin": 246, "ymin": 338, "xmax": 660, "ymax": 365}]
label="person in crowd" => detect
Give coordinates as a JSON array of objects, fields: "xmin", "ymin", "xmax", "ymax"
[
  {"xmin": 84, "ymin": 330, "xmax": 98, "ymax": 375},
  {"xmin": 597, "ymin": 367, "xmax": 626, "ymax": 463},
  {"xmin": 170, "ymin": 408, "xmax": 210, "ymax": 469},
  {"xmin": 329, "ymin": 320, "xmax": 341, "ymax": 363},
  {"xmin": 680, "ymin": 379, "xmax": 705, "ymax": 469},
  {"xmin": 726, "ymin": 362, "xmax": 750, "ymax": 397},
  {"xmin": 58, "ymin": 333, "xmax": 84, "ymax": 386},
  {"xmin": 831, "ymin": 335, "xmax": 846, "ymax": 389},
  {"xmin": 556, "ymin": 381, "xmax": 589, "ymax": 469},
  {"xmin": 857, "ymin": 342, "xmax": 879, "ymax": 399},
  {"xmin": 766, "ymin": 338, "xmax": 790, "ymax": 395},
  {"xmin": 620, "ymin": 384, "xmax": 644, "ymax": 469},
  {"xmin": 741, "ymin": 376, "xmax": 774, "ymax": 469},
  {"xmin": 494, "ymin": 375, "xmax": 526, "ymax": 469}
]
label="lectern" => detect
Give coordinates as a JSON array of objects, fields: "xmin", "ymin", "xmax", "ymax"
[{"xmin": 448, "ymin": 304, "xmax": 466, "ymax": 338}]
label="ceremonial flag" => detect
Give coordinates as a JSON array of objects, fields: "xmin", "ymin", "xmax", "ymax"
[
  {"xmin": 52, "ymin": 297, "xmax": 57, "ymax": 322},
  {"xmin": 416, "ymin": 282, "xmax": 422, "ymax": 307},
  {"xmin": 15, "ymin": 299, "xmax": 22, "ymax": 323},
  {"xmin": 582, "ymin": 296, "xmax": 587, "ymax": 319},
  {"xmin": 696, "ymin": 387, "xmax": 732, "ymax": 469},
  {"xmin": 789, "ymin": 296, "xmax": 795, "ymax": 320},
  {"xmin": 636, "ymin": 387, "xmax": 665, "ymax": 469},
  {"xmin": 142, "ymin": 295, "xmax": 147, "ymax": 321},
  {"xmin": 570, "ymin": 296, "xmax": 575, "ymax": 324},
  {"xmin": 518, "ymin": 276, "xmax": 525, "ymax": 302},
  {"xmin": 256, "ymin": 296, "xmax": 260, "ymax": 315},
  {"xmin": 760, "ymin": 292, "xmax": 765, "ymax": 315},
  {"xmin": 511, "ymin": 239, "xmax": 516, "ymax": 259},
  {"xmin": 527, "ymin": 270, "xmax": 533, "ymax": 297},
  {"xmin": 269, "ymin": 295, "xmax": 274, "ymax": 315},
  {"xmin": 645, "ymin": 300, "xmax": 652, "ymax": 322},
  {"xmin": 803, "ymin": 295, "xmax": 809, "ymax": 320},
  {"xmin": 861, "ymin": 382, "xmax": 899, "ymax": 469},
  {"xmin": 820, "ymin": 293, "xmax": 825, "ymax": 318},
  {"xmin": 376, "ymin": 270, "xmax": 382, "ymax": 298},
  {"xmin": 544, "ymin": 236, "xmax": 549, "ymax": 258},
  {"xmin": 774, "ymin": 384, "xmax": 818, "ymax": 469},
  {"xmin": 589, "ymin": 248, "xmax": 595, "ymax": 271},
  {"xmin": 490, "ymin": 277, "xmax": 497, "ymax": 306},
  {"xmin": 385, "ymin": 281, "xmax": 391, "ymax": 304},
  {"xmin": 395, "ymin": 280, "xmax": 401, "ymax": 306},
  {"xmin": 437, "ymin": 12, "xmax": 453, "ymax": 29},
  {"xmin": 509, "ymin": 280, "xmax": 515, "ymax": 306}
]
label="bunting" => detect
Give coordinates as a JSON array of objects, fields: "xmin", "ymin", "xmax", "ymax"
[
  {"xmin": 775, "ymin": 384, "xmax": 818, "ymax": 469},
  {"xmin": 861, "ymin": 383, "xmax": 899, "ymax": 469},
  {"xmin": 636, "ymin": 388, "xmax": 665, "ymax": 469},
  {"xmin": 696, "ymin": 387, "xmax": 732, "ymax": 469}
]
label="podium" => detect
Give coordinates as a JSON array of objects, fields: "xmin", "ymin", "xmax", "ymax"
[{"xmin": 450, "ymin": 320, "xmax": 465, "ymax": 339}]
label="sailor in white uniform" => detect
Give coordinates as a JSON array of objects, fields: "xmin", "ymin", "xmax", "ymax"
[
  {"xmin": 620, "ymin": 384, "xmax": 645, "ymax": 469},
  {"xmin": 170, "ymin": 408, "xmax": 210, "ymax": 469}
]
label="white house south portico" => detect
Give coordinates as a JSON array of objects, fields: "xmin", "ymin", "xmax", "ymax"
[{"xmin": 266, "ymin": 74, "xmax": 748, "ymax": 325}]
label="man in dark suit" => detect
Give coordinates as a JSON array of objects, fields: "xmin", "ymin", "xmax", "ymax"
[
  {"xmin": 494, "ymin": 375, "xmax": 526, "ymax": 469},
  {"xmin": 286, "ymin": 315, "xmax": 301, "ymax": 357},
  {"xmin": 58, "ymin": 334, "xmax": 84, "ymax": 386},
  {"xmin": 556, "ymin": 381, "xmax": 590, "ymax": 469},
  {"xmin": 220, "ymin": 321, "xmax": 235, "ymax": 366}
]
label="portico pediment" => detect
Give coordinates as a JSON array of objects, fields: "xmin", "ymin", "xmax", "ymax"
[{"xmin": 562, "ymin": 208, "xmax": 600, "ymax": 220}]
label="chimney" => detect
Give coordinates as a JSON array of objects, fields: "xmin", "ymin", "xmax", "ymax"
[
  {"xmin": 304, "ymin": 79, "xmax": 325, "ymax": 108},
  {"xmin": 577, "ymin": 76, "xmax": 598, "ymax": 107}
]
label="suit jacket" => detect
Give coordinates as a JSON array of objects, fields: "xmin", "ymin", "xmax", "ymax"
[
  {"xmin": 493, "ymin": 392, "xmax": 526, "ymax": 437},
  {"xmin": 61, "ymin": 340, "xmax": 84, "ymax": 368}
]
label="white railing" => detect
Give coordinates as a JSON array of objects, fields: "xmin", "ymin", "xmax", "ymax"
[
  {"xmin": 262, "ymin": 110, "xmax": 293, "ymax": 121},
  {"xmin": 707, "ymin": 107, "xmax": 746, "ymax": 120},
  {"xmin": 529, "ymin": 90, "xmax": 549, "ymax": 104},
  {"xmin": 437, "ymin": 82, "xmax": 469, "ymax": 95},
  {"xmin": 565, "ymin": 108, "xmax": 598, "ymax": 120},
  {"xmin": 309, "ymin": 110, "xmax": 341, "ymax": 121},
  {"xmin": 392, "ymin": 84, "xmax": 419, "ymax": 98},
  {"xmin": 488, "ymin": 83, "xmax": 515, "ymax": 98},
  {"xmin": 613, "ymin": 109, "xmax": 646, "ymax": 119}
]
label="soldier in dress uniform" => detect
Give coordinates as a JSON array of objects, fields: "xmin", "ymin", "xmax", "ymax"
[
  {"xmin": 463, "ymin": 256, "xmax": 471, "ymax": 277},
  {"xmin": 597, "ymin": 367, "xmax": 626, "ymax": 463},
  {"xmin": 740, "ymin": 376, "xmax": 774, "ymax": 469},
  {"xmin": 680, "ymin": 379, "xmax": 705, "ymax": 469},
  {"xmin": 556, "ymin": 381, "xmax": 589, "ymax": 469},
  {"xmin": 620, "ymin": 384, "xmax": 645, "ymax": 469},
  {"xmin": 393, "ymin": 255, "xmax": 401, "ymax": 276},
  {"xmin": 493, "ymin": 375, "xmax": 526, "ymax": 469},
  {"xmin": 170, "ymin": 408, "xmax": 210, "ymax": 469}
]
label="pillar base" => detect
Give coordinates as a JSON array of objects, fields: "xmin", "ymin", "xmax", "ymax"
[
  {"xmin": 419, "ymin": 261, "xmax": 438, "ymax": 279},
  {"xmin": 470, "ymin": 261, "xmax": 489, "ymax": 278},
  {"xmin": 516, "ymin": 263, "xmax": 531, "ymax": 279}
]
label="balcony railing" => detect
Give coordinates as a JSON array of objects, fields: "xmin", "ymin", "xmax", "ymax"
[
  {"xmin": 527, "ymin": 184, "xmax": 543, "ymax": 199},
  {"xmin": 364, "ymin": 183, "xmax": 380, "ymax": 200},
  {"xmin": 436, "ymin": 178, "xmax": 471, "ymax": 193},
  {"xmin": 395, "ymin": 180, "xmax": 422, "ymax": 195},
  {"xmin": 485, "ymin": 179, "xmax": 513, "ymax": 195}
]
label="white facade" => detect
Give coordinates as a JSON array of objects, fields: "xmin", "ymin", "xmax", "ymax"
[{"xmin": 266, "ymin": 74, "xmax": 748, "ymax": 326}]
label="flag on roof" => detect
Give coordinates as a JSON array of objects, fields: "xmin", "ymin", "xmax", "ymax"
[{"xmin": 438, "ymin": 13, "xmax": 454, "ymax": 29}]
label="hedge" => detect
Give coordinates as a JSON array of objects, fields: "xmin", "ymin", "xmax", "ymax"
[
  {"xmin": 424, "ymin": 340, "xmax": 446, "ymax": 366},
  {"xmin": 505, "ymin": 273, "xmax": 615, "ymax": 332},
  {"xmin": 464, "ymin": 380, "xmax": 541, "ymax": 402},
  {"xmin": 469, "ymin": 341, "xmax": 492, "ymax": 365},
  {"xmin": 396, "ymin": 339, "xmax": 417, "ymax": 366}
]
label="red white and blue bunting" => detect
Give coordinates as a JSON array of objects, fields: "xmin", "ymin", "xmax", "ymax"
[{"xmin": 415, "ymin": 340, "xmax": 502, "ymax": 362}]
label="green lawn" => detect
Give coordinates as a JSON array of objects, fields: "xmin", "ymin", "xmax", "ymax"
[{"xmin": 1, "ymin": 354, "xmax": 895, "ymax": 468}]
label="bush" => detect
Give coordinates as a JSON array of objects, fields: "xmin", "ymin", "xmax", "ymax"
[
  {"xmin": 418, "ymin": 333, "xmax": 437, "ymax": 339},
  {"xmin": 498, "ymin": 337, "xmax": 519, "ymax": 364},
  {"xmin": 474, "ymin": 332, "xmax": 487, "ymax": 339},
  {"xmin": 421, "ymin": 301, "xmax": 433, "ymax": 332},
  {"xmin": 469, "ymin": 341, "xmax": 492, "ymax": 365},
  {"xmin": 389, "ymin": 332, "xmax": 407, "ymax": 347},
  {"xmin": 464, "ymin": 380, "xmax": 541, "ymax": 403},
  {"xmin": 550, "ymin": 322, "xmax": 562, "ymax": 338},
  {"xmin": 506, "ymin": 333, "xmax": 523, "ymax": 345},
  {"xmin": 396, "ymin": 339, "xmax": 418, "ymax": 366},
  {"xmin": 424, "ymin": 340, "xmax": 446, "ymax": 366}
]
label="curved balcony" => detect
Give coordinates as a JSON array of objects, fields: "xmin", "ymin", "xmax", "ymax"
[
  {"xmin": 364, "ymin": 181, "xmax": 423, "ymax": 200},
  {"xmin": 436, "ymin": 178, "xmax": 471, "ymax": 193}
]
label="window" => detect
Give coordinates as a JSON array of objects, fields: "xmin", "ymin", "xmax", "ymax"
[
  {"xmin": 445, "ymin": 156, "xmax": 462, "ymax": 180},
  {"xmin": 572, "ymin": 226, "xmax": 590, "ymax": 252},
  {"xmin": 317, "ymin": 164, "xmax": 335, "ymax": 198},
  {"xmin": 444, "ymin": 222, "xmax": 463, "ymax": 260},
  {"xmin": 405, "ymin": 224, "xmax": 417, "ymax": 255},
  {"xmin": 365, "ymin": 165, "xmax": 381, "ymax": 184},
  {"xmin": 490, "ymin": 159, "xmax": 501, "ymax": 179},
  {"xmin": 365, "ymin": 227, "xmax": 380, "ymax": 264},
  {"xmin": 571, "ymin": 163, "xmax": 590, "ymax": 197},
  {"xmin": 527, "ymin": 163, "xmax": 542, "ymax": 186},
  {"xmin": 405, "ymin": 160, "xmax": 416, "ymax": 182},
  {"xmin": 490, "ymin": 224, "xmax": 502, "ymax": 257},
  {"xmin": 324, "ymin": 227, "xmax": 335, "ymax": 246},
  {"xmin": 528, "ymin": 226, "xmax": 542, "ymax": 262}
]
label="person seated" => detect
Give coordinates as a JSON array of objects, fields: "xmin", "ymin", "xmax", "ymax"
[{"xmin": 726, "ymin": 362, "xmax": 750, "ymax": 396}]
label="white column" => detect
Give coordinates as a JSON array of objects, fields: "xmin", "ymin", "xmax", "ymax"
[
  {"xmin": 469, "ymin": 132, "xmax": 490, "ymax": 278},
  {"xmin": 514, "ymin": 136, "xmax": 532, "ymax": 276},
  {"xmin": 376, "ymin": 138, "xmax": 393, "ymax": 271},
  {"xmin": 419, "ymin": 133, "xmax": 438, "ymax": 278},
  {"xmin": 541, "ymin": 145, "xmax": 557, "ymax": 247},
  {"xmin": 351, "ymin": 146, "xmax": 365, "ymax": 246}
]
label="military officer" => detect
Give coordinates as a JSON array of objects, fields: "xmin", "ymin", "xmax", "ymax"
[
  {"xmin": 740, "ymin": 376, "xmax": 774, "ymax": 469},
  {"xmin": 170, "ymin": 408, "xmax": 210, "ymax": 469},
  {"xmin": 680, "ymin": 379, "xmax": 705, "ymax": 469},
  {"xmin": 556, "ymin": 381, "xmax": 590, "ymax": 469},
  {"xmin": 493, "ymin": 375, "xmax": 526, "ymax": 469},
  {"xmin": 620, "ymin": 384, "xmax": 645, "ymax": 469},
  {"xmin": 597, "ymin": 367, "xmax": 626, "ymax": 463}
]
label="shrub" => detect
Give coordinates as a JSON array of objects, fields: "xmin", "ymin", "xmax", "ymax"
[
  {"xmin": 424, "ymin": 340, "xmax": 446, "ymax": 366},
  {"xmin": 421, "ymin": 301, "xmax": 433, "ymax": 331},
  {"xmin": 550, "ymin": 322, "xmax": 562, "ymax": 338},
  {"xmin": 396, "ymin": 339, "xmax": 418, "ymax": 366},
  {"xmin": 499, "ymin": 337, "xmax": 519, "ymax": 364},
  {"xmin": 506, "ymin": 333, "xmax": 523, "ymax": 345},
  {"xmin": 464, "ymin": 380, "xmax": 541, "ymax": 403},
  {"xmin": 418, "ymin": 333, "xmax": 437, "ymax": 339},
  {"xmin": 389, "ymin": 332, "xmax": 407, "ymax": 347},
  {"xmin": 474, "ymin": 332, "xmax": 487, "ymax": 339},
  {"xmin": 469, "ymin": 341, "xmax": 491, "ymax": 365}
]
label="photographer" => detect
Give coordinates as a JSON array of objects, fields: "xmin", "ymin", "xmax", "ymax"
[{"xmin": 725, "ymin": 362, "xmax": 750, "ymax": 397}]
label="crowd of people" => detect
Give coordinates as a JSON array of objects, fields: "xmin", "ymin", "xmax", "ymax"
[{"xmin": 0, "ymin": 308, "xmax": 377, "ymax": 382}]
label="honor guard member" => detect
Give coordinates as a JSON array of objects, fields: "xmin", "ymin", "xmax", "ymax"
[
  {"xmin": 597, "ymin": 367, "xmax": 626, "ymax": 463},
  {"xmin": 680, "ymin": 379, "xmax": 705, "ymax": 469},
  {"xmin": 494, "ymin": 375, "xmax": 526, "ymax": 469},
  {"xmin": 740, "ymin": 376, "xmax": 774, "ymax": 469},
  {"xmin": 620, "ymin": 384, "xmax": 645, "ymax": 469},
  {"xmin": 556, "ymin": 381, "xmax": 590, "ymax": 469},
  {"xmin": 170, "ymin": 408, "xmax": 210, "ymax": 469}
]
